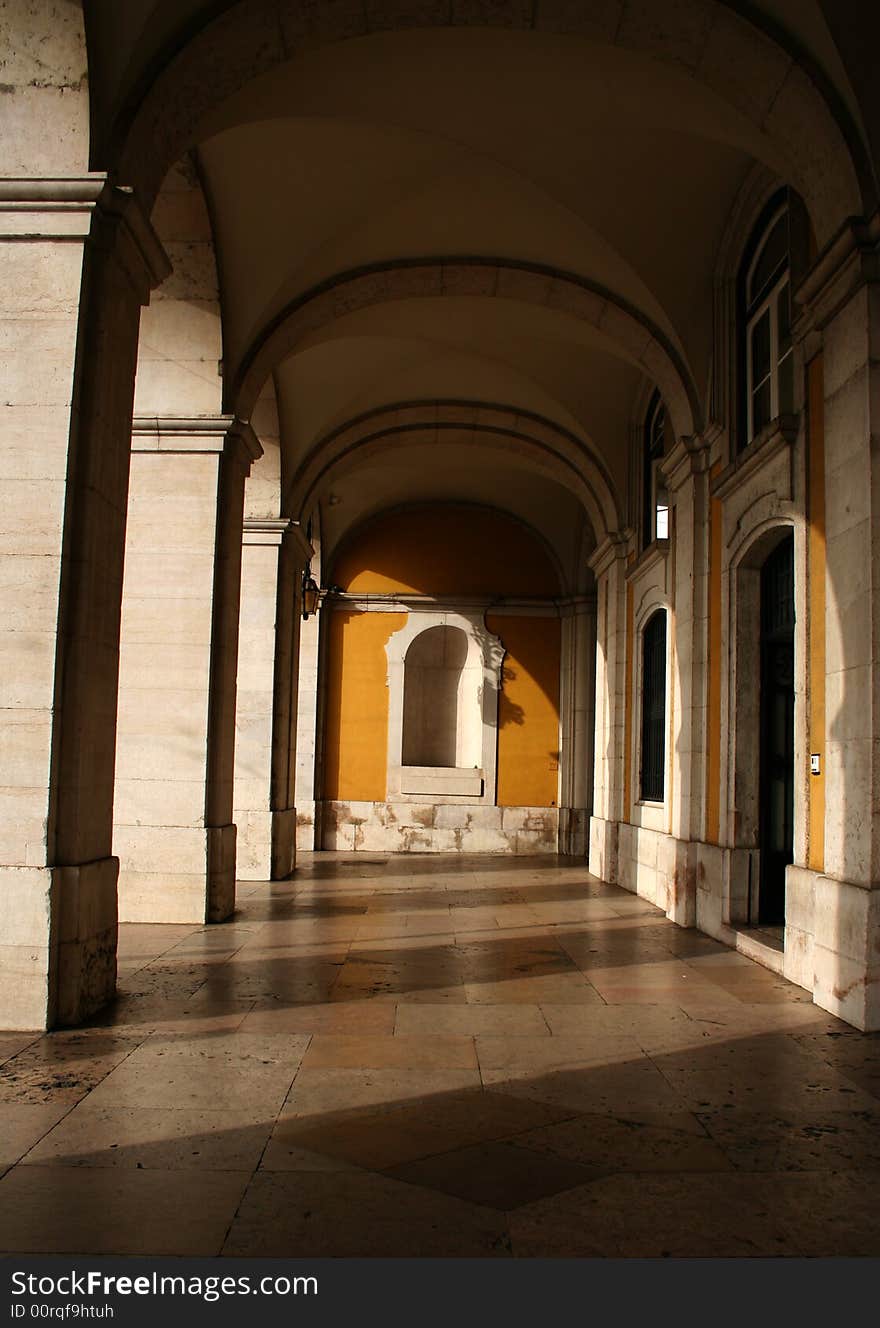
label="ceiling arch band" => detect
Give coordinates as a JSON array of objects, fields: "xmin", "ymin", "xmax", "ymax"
[
  {"xmin": 231, "ymin": 257, "xmax": 701, "ymax": 440},
  {"xmin": 287, "ymin": 399, "xmax": 623, "ymax": 544},
  {"xmin": 113, "ymin": 0, "xmax": 866, "ymax": 244}
]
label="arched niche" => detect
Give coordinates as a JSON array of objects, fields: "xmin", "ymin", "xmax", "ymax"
[{"xmin": 386, "ymin": 612, "xmax": 505, "ymax": 803}]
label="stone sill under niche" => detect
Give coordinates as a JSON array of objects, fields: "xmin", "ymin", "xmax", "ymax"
[{"xmin": 399, "ymin": 766, "xmax": 484, "ymax": 797}]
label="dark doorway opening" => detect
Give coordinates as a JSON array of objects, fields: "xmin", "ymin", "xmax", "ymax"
[{"xmin": 758, "ymin": 532, "xmax": 794, "ymax": 924}]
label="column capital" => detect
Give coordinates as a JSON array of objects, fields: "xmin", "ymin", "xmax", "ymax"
[
  {"xmin": 661, "ymin": 435, "xmax": 710, "ymax": 492},
  {"xmin": 225, "ymin": 419, "xmax": 263, "ymax": 473},
  {"xmin": 132, "ymin": 415, "xmax": 234, "ymax": 454},
  {"xmin": 0, "ymin": 178, "xmax": 172, "ymax": 300},
  {"xmin": 587, "ymin": 531, "xmax": 630, "ymax": 579}
]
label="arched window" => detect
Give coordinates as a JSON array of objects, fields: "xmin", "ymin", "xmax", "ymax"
[
  {"xmin": 643, "ymin": 390, "xmax": 669, "ymax": 547},
  {"xmin": 640, "ymin": 610, "xmax": 667, "ymax": 802},
  {"xmin": 738, "ymin": 192, "xmax": 795, "ymax": 449}
]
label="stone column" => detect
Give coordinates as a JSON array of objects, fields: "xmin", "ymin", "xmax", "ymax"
[
  {"xmin": 662, "ymin": 438, "xmax": 711, "ymax": 926},
  {"xmin": 114, "ymin": 417, "xmax": 261, "ymax": 924},
  {"xmin": 797, "ymin": 217, "xmax": 880, "ymax": 1028},
  {"xmin": 558, "ymin": 597, "xmax": 597, "ymax": 856},
  {"xmin": 0, "ymin": 180, "xmax": 168, "ymax": 1028},
  {"xmin": 233, "ymin": 517, "xmax": 312, "ymax": 879},
  {"xmin": 588, "ymin": 535, "xmax": 628, "ymax": 882}
]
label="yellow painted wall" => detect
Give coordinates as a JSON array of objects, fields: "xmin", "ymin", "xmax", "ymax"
[
  {"xmin": 807, "ymin": 353, "xmax": 826, "ymax": 871},
  {"xmin": 332, "ymin": 504, "xmax": 560, "ymax": 596},
  {"xmin": 706, "ymin": 461, "xmax": 723, "ymax": 845},
  {"xmin": 323, "ymin": 610, "xmax": 406, "ymax": 801},
  {"xmin": 488, "ymin": 614, "xmax": 560, "ymax": 807}
]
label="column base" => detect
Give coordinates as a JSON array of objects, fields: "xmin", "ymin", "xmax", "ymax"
[
  {"xmin": 558, "ymin": 808, "xmax": 589, "ymax": 857},
  {"xmin": 271, "ymin": 807, "xmax": 297, "ymax": 880},
  {"xmin": 117, "ymin": 826, "xmax": 236, "ymax": 924},
  {"xmin": 0, "ymin": 859, "xmax": 118, "ymax": 1031},
  {"xmin": 589, "ymin": 816, "xmax": 619, "ymax": 883},
  {"xmin": 811, "ymin": 874, "xmax": 880, "ymax": 1031}
]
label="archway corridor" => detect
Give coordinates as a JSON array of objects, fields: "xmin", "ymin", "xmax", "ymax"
[{"xmin": 0, "ymin": 855, "xmax": 877, "ymax": 1258}]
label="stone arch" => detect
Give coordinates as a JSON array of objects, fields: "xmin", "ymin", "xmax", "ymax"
[
  {"xmin": 232, "ymin": 258, "xmax": 701, "ymax": 440},
  {"xmin": 110, "ymin": 0, "xmax": 868, "ymax": 244},
  {"xmin": 287, "ymin": 399, "xmax": 622, "ymax": 546}
]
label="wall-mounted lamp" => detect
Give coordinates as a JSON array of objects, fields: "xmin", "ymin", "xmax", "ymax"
[{"xmin": 302, "ymin": 568, "xmax": 320, "ymax": 620}]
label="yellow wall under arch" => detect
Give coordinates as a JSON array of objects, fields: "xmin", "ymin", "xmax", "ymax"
[{"xmin": 323, "ymin": 505, "xmax": 561, "ymax": 809}]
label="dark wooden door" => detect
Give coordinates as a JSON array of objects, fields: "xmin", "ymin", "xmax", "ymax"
[{"xmin": 759, "ymin": 534, "xmax": 794, "ymax": 924}]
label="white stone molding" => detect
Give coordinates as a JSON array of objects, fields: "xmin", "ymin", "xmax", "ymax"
[{"xmin": 385, "ymin": 610, "xmax": 505, "ymax": 805}]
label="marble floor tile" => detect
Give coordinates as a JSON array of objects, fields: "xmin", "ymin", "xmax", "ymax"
[
  {"xmin": 3, "ymin": 852, "xmax": 879, "ymax": 1258},
  {"xmin": 0, "ymin": 1103, "xmax": 72, "ymax": 1174},
  {"xmin": 510, "ymin": 1110, "xmax": 731, "ymax": 1177},
  {"xmin": 239, "ymin": 999, "xmax": 396, "ymax": 1035},
  {"xmin": 21, "ymin": 1102, "xmax": 275, "ymax": 1171},
  {"xmin": 281, "ymin": 1066, "xmax": 481, "ymax": 1118},
  {"xmin": 222, "ymin": 1170, "xmax": 511, "ymax": 1257},
  {"xmin": 265, "ymin": 1088, "xmax": 570, "ymax": 1171},
  {"xmin": 0, "ymin": 1166, "xmax": 250, "ymax": 1255},
  {"xmin": 387, "ymin": 1139, "xmax": 596, "ymax": 1210},
  {"xmin": 394, "ymin": 1003, "xmax": 550, "ymax": 1036},
  {"xmin": 302, "ymin": 1033, "xmax": 478, "ymax": 1069}
]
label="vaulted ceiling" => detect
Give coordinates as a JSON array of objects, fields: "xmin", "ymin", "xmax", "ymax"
[{"xmin": 84, "ymin": 1, "xmax": 874, "ymax": 589}]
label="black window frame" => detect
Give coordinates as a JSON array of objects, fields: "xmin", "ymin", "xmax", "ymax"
[
  {"xmin": 642, "ymin": 390, "xmax": 669, "ymax": 549},
  {"xmin": 639, "ymin": 609, "xmax": 667, "ymax": 803}
]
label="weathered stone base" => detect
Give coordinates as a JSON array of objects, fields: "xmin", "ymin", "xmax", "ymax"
[
  {"xmin": 295, "ymin": 801, "xmax": 317, "ymax": 853},
  {"xmin": 0, "ymin": 859, "xmax": 118, "ymax": 1031},
  {"xmin": 320, "ymin": 801, "xmax": 558, "ymax": 854},
  {"xmin": 270, "ymin": 807, "xmax": 296, "ymax": 880},
  {"xmin": 55, "ymin": 857, "xmax": 119, "ymax": 1026},
  {"xmin": 117, "ymin": 826, "xmax": 236, "ymax": 924},
  {"xmin": 207, "ymin": 824, "xmax": 236, "ymax": 922},
  {"xmin": 810, "ymin": 874, "xmax": 880, "ymax": 1031},
  {"xmin": 0, "ymin": 866, "xmax": 56, "ymax": 1030},
  {"xmin": 558, "ymin": 807, "xmax": 589, "ymax": 857},
  {"xmin": 588, "ymin": 815, "xmax": 618, "ymax": 883},
  {"xmin": 614, "ymin": 825, "xmax": 696, "ymax": 925},
  {"xmin": 234, "ymin": 809, "xmax": 273, "ymax": 881}
]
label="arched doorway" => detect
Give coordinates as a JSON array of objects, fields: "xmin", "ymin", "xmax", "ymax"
[{"xmin": 758, "ymin": 532, "xmax": 795, "ymax": 925}]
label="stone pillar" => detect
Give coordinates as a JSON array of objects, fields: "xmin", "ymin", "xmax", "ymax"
[
  {"xmin": 588, "ymin": 535, "xmax": 628, "ymax": 882},
  {"xmin": 797, "ymin": 217, "xmax": 880, "ymax": 1028},
  {"xmin": 114, "ymin": 417, "xmax": 261, "ymax": 924},
  {"xmin": 662, "ymin": 438, "xmax": 711, "ymax": 926},
  {"xmin": 233, "ymin": 518, "xmax": 312, "ymax": 879},
  {"xmin": 0, "ymin": 180, "xmax": 168, "ymax": 1028},
  {"xmin": 558, "ymin": 597, "xmax": 596, "ymax": 856}
]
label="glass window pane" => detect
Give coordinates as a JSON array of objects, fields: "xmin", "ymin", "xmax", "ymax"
[
  {"xmin": 655, "ymin": 504, "xmax": 669, "ymax": 540},
  {"xmin": 752, "ymin": 379, "xmax": 772, "ymax": 436},
  {"xmin": 749, "ymin": 212, "xmax": 788, "ymax": 306},
  {"xmin": 751, "ymin": 309, "xmax": 771, "ymax": 384}
]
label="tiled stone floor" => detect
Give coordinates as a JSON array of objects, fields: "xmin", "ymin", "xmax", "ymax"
[{"xmin": 1, "ymin": 853, "xmax": 879, "ymax": 1257}]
